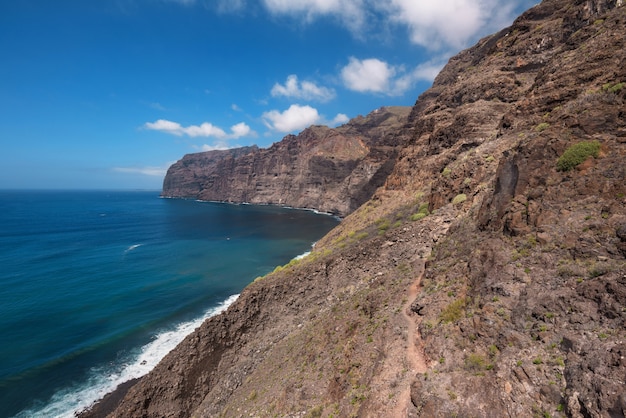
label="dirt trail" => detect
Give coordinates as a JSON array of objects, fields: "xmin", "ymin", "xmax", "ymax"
[{"xmin": 392, "ymin": 260, "xmax": 428, "ymax": 417}]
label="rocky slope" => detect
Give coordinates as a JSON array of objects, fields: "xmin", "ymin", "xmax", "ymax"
[
  {"xmin": 82, "ymin": 0, "xmax": 625, "ymax": 416},
  {"xmin": 162, "ymin": 107, "xmax": 412, "ymax": 217}
]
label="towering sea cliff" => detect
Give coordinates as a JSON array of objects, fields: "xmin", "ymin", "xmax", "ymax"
[
  {"xmin": 162, "ymin": 107, "xmax": 411, "ymax": 217},
  {"xmin": 84, "ymin": 0, "xmax": 625, "ymax": 416}
]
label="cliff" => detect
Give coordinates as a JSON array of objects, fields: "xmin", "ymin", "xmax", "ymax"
[
  {"xmin": 83, "ymin": 0, "xmax": 625, "ymax": 416},
  {"xmin": 161, "ymin": 107, "xmax": 412, "ymax": 217}
]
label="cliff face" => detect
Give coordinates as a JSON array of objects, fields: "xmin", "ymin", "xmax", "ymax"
[
  {"xmin": 162, "ymin": 107, "xmax": 412, "ymax": 217},
  {"xmin": 83, "ymin": 0, "xmax": 625, "ymax": 417}
]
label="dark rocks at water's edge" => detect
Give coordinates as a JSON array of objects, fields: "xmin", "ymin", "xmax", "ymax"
[
  {"xmin": 161, "ymin": 107, "xmax": 412, "ymax": 217},
  {"xmin": 82, "ymin": 0, "xmax": 626, "ymax": 417},
  {"xmin": 78, "ymin": 379, "xmax": 139, "ymax": 418}
]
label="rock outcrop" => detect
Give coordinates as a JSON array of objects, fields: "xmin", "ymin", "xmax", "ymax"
[
  {"xmin": 162, "ymin": 107, "xmax": 412, "ymax": 217},
  {"xmin": 82, "ymin": 0, "xmax": 625, "ymax": 417}
]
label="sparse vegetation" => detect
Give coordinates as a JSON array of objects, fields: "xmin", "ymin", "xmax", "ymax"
[
  {"xmin": 556, "ymin": 140, "xmax": 600, "ymax": 171},
  {"xmin": 440, "ymin": 297, "xmax": 466, "ymax": 323},
  {"xmin": 452, "ymin": 194, "xmax": 467, "ymax": 205},
  {"xmin": 464, "ymin": 353, "xmax": 492, "ymax": 373},
  {"xmin": 602, "ymin": 81, "xmax": 624, "ymax": 93},
  {"xmin": 411, "ymin": 202, "xmax": 430, "ymax": 221},
  {"xmin": 535, "ymin": 122, "xmax": 550, "ymax": 132},
  {"xmin": 376, "ymin": 218, "xmax": 391, "ymax": 234}
]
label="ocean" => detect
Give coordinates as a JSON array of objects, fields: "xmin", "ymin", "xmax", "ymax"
[{"xmin": 0, "ymin": 190, "xmax": 339, "ymax": 417}]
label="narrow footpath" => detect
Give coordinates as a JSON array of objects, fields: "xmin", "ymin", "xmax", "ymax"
[{"xmin": 392, "ymin": 260, "xmax": 429, "ymax": 417}]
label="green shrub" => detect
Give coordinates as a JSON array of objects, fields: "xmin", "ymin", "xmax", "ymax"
[
  {"xmin": 464, "ymin": 353, "xmax": 489, "ymax": 372},
  {"xmin": 376, "ymin": 218, "xmax": 390, "ymax": 232},
  {"xmin": 442, "ymin": 167, "xmax": 452, "ymax": 177},
  {"xmin": 440, "ymin": 297, "xmax": 466, "ymax": 323},
  {"xmin": 556, "ymin": 140, "xmax": 600, "ymax": 171},
  {"xmin": 602, "ymin": 81, "xmax": 624, "ymax": 93},
  {"xmin": 411, "ymin": 202, "xmax": 430, "ymax": 221},
  {"xmin": 355, "ymin": 232, "xmax": 369, "ymax": 240},
  {"xmin": 452, "ymin": 194, "xmax": 467, "ymax": 205},
  {"xmin": 535, "ymin": 122, "xmax": 550, "ymax": 132},
  {"xmin": 411, "ymin": 212, "xmax": 427, "ymax": 221}
]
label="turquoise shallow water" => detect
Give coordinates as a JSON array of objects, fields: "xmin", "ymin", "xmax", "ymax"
[{"xmin": 0, "ymin": 190, "xmax": 339, "ymax": 417}]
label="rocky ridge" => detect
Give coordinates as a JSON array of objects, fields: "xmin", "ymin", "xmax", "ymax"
[
  {"xmin": 83, "ymin": 0, "xmax": 626, "ymax": 416},
  {"xmin": 162, "ymin": 106, "xmax": 412, "ymax": 217}
]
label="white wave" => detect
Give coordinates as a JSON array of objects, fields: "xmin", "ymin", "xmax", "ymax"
[
  {"xmin": 294, "ymin": 251, "xmax": 311, "ymax": 260},
  {"xmin": 14, "ymin": 294, "xmax": 239, "ymax": 418},
  {"xmin": 125, "ymin": 244, "xmax": 142, "ymax": 253}
]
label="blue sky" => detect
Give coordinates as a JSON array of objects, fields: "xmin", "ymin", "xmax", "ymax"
[{"xmin": 1, "ymin": 0, "xmax": 536, "ymax": 190}]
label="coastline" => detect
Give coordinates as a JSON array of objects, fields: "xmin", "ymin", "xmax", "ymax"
[
  {"xmin": 29, "ymin": 294, "xmax": 240, "ymax": 418},
  {"xmin": 77, "ymin": 379, "xmax": 139, "ymax": 418},
  {"xmin": 159, "ymin": 194, "xmax": 344, "ymax": 220},
  {"xmin": 76, "ymin": 240, "xmax": 324, "ymax": 417}
]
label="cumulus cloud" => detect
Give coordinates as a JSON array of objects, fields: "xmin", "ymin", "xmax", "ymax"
[
  {"xmin": 271, "ymin": 75, "xmax": 335, "ymax": 102},
  {"xmin": 230, "ymin": 122, "xmax": 253, "ymax": 138},
  {"xmin": 384, "ymin": 0, "xmax": 520, "ymax": 50},
  {"xmin": 199, "ymin": 142, "xmax": 232, "ymax": 151},
  {"xmin": 197, "ymin": 142, "xmax": 231, "ymax": 151},
  {"xmin": 144, "ymin": 119, "xmax": 255, "ymax": 139},
  {"xmin": 332, "ymin": 113, "xmax": 350, "ymax": 125},
  {"xmin": 341, "ymin": 57, "xmax": 395, "ymax": 94},
  {"xmin": 341, "ymin": 56, "xmax": 445, "ymax": 96},
  {"xmin": 263, "ymin": 0, "xmax": 366, "ymax": 33},
  {"xmin": 410, "ymin": 58, "xmax": 447, "ymax": 82},
  {"xmin": 262, "ymin": 0, "xmax": 530, "ymax": 51},
  {"xmin": 262, "ymin": 104, "xmax": 348, "ymax": 132},
  {"xmin": 262, "ymin": 104, "xmax": 321, "ymax": 132}
]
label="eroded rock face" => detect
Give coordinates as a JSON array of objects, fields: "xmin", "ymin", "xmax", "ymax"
[
  {"xmin": 81, "ymin": 0, "xmax": 626, "ymax": 417},
  {"xmin": 161, "ymin": 107, "xmax": 412, "ymax": 217}
]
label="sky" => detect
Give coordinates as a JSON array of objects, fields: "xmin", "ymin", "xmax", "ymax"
[{"xmin": 0, "ymin": 0, "xmax": 537, "ymax": 190}]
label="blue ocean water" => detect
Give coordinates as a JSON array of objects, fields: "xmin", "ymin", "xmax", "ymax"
[{"xmin": 0, "ymin": 190, "xmax": 339, "ymax": 417}]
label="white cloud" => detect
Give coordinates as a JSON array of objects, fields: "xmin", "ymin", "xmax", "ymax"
[
  {"xmin": 341, "ymin": 57, "xmax": 395, "ymax": 94},
  {"xmin": 230, "ymin": 122, "xmax": 254, "ymax": 138},
  {"xmin": 385, "ymin": 0, "xmax": 519, "ymax": 50},
  {"xmin": 262, "ymin": 0, "xmax": 530, "ymax": 51},
  {"xmin": 332, "ymin": 113, "xmax": 349, "ymax": 125},
  {"xmin": 231, "ymin": 103, "xmax": 242, "ymax": 111},
  {"xmin": 144, "ymin": 119, "xmax": 255, "ymax": 139},
  {"xmin": 271, "ymin": 75, "xmax": 335, "ymax": 102},
  {"xmin": 144, "ymin": 119, "xmax": 185, "ymax": 136},
  {"xmin": 263, "ymin": 0, "xmax": 366, "ymax": 33},
  {"xmin": 262, "ymin": 104, "xmax": 350, "ymax": 132},
  {"xmin": 263, "ymin": 104, "xmax": 321, "ymax": 133},
  {"xmin": 341, "ymin": 56, "xmax": 446, "ymax": 96},
  {"xmin": 410, "ymin": 58, "xmax": 447, "ymax": 82},
  {"xmin": 184, "ymin": 122, "xmax": 228, "ymax": 138},
  {"xmin": 197, "ymin": 142, "xmax": 230, "ymax": 151}
]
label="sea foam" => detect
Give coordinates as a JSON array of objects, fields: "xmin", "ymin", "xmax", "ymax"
[{"xmin": 14, "ymin": 294, "xmax": 239, "ymax": 418}]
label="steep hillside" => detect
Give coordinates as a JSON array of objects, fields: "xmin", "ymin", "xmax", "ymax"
[
  {"xmin": 82, "ymin": 0, "xmax": 625, "ymax": 417},
  {"xmin": 162, "ymin": 107, "xmax": 411, "ymax": 217}
]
